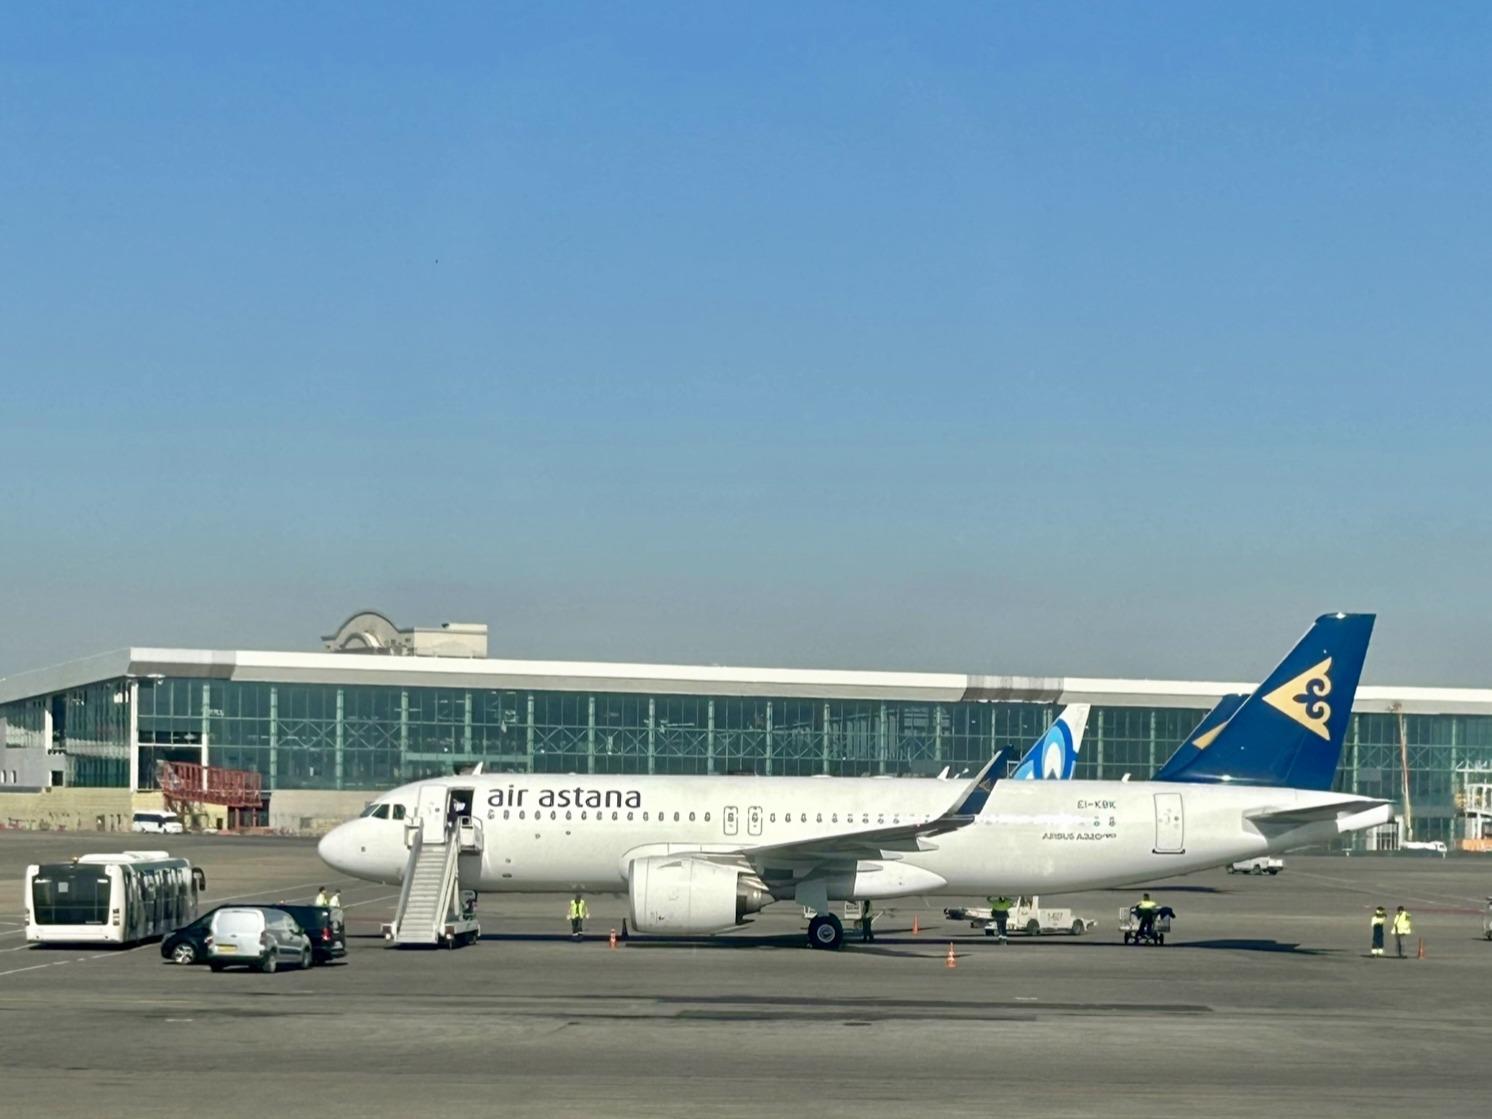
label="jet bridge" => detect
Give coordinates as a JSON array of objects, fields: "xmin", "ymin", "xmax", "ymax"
[{"xmin": 383, "ymin": 785, "xmax": 482, "ymax": 948}]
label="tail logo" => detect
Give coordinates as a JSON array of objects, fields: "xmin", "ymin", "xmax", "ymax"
[{"xmin": 1262, "ymin": 657, "xmax": 1333, "ymax": 741}]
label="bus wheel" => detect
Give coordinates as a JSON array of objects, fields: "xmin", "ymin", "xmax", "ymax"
[{"xmin": 172, "ymin": 943, "xmax": 198, "ymax": 965}]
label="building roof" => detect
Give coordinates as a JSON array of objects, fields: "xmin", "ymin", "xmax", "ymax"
[{"xmin": 1, "ymin": 646, "xmax": 1490, "ymax": 715}]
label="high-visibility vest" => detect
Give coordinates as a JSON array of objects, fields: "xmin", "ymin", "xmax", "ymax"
[
  {"xmin": 568, "ymin": 900, "xmax": 587, "ymax": 919},
  {"xmin": 1392, "ymin": 911, "xmax": 1412, "ymax": 935},
  {"xmin": 990, "ymin": 897, "xmax": 1013, "ymax": 912},
  {"xmin": 1371, "ymin": 913, "xmax": 1386, "ymax": 928},
  {"xmin": 1136, "ymin": 899, "xmax": 1158, "ymax": 912}
]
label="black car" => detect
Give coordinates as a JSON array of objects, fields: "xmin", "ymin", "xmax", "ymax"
[{"xmin": 162, "ymin": 904, "xmax": 347, "ymax": 966}]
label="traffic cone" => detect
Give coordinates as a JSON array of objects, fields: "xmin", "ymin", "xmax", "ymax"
[
  {"xmin": 609, "ymin": 928, "xmax": 619, "ymax": 950},
  {"xmin": 912, "ymin": 914, "xmax": 920, "ymax": 936},
  {"xmin": 1416, "ymin": 938, "xmax": 1425, "ymax": 960},
  {"xmin": 945, "ymin": 942, "xmax": 957, "ymax": 969}
]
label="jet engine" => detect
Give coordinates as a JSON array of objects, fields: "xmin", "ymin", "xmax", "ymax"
[{"xmin": 627, "ymin": 855, "xmax": 771, "ymax": 934}]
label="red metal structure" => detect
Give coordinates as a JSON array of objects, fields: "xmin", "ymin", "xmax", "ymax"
[{"xmin": 157, "ymin": 761, "xmax": 264, "ymax": 829}]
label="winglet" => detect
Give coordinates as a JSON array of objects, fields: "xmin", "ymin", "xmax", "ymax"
[
  {"xmin": 948, "ymin": 746, "xmax": 1017, "ymax": 817},
  {"xmin": 1153, "ymin": 693, "xmax": 1247, "ymax": 781}
]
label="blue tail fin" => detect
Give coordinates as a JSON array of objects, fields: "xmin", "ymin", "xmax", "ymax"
[
  {"xmin": 1158, "ymin": 613, "xmax": 1374, "ymax": 790},
  {"xmin": 1010, "ymin": 704, "xmax": 1090, "ymax": 780},
  {"xmin": 1153, "ymin": 693, "xmax": 1246, "ymax": 781}
]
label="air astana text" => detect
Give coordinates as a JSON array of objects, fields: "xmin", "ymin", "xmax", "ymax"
[{"xmin": 487, "ymin": 785, "xmax": 643, "ymax": 810}]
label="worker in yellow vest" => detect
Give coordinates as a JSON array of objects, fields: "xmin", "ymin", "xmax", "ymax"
[
  {"xmin": 568, "ymin": 894, "xmax": 589, "ymax": 940},
  {"xmin": 988, "ymin": 896, "xmax": 1014, "ymax": 943},
  {"xmin": 1391, "ymin": 905, "xmax": 1413, "ymax": 958},
  {"xmin": 1369, "ymin": 906, "xmax": 1386, "ymax": 957},
  {"xmin": 1134, "ymin": 893, "xmax": 1160, "ymax": 942}
]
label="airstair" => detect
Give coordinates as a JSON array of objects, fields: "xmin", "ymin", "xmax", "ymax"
[{"xmin": 383, "ymin": 786, "xmax": 482, "ymax": 948}]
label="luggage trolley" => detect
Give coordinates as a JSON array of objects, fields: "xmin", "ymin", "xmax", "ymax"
[{"xmin": 1119, "ymin": 904, "xmax": 1174, "ymax": 945}]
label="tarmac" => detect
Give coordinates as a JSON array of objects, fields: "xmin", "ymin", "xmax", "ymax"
[{"xmin": 2, "ymin": 831, "xmax": 1490, "ymax": 1118}]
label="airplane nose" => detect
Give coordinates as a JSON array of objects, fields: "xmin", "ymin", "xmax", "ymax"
[{"xmin": 318, "ymin": 822, "xmax": 356, "ymax": 876}]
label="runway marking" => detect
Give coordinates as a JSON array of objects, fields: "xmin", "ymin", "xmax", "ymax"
[
  {"xmin": 0, "ymin": 963, "xmax": 51, "ymax": 978},
  {"xmin": 340, "ymin": 893, "xmax": 398, "ymax": 909},
  {"xmin": 1287, "ymin": 868, "xmax": 1482, "ymax": 908}
]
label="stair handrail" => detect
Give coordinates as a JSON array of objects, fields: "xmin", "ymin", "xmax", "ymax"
[{"xmin": 393, "ymin": 826, "xmax": 424, "ymax": 932}]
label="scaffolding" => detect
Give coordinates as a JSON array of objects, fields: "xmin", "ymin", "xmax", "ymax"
[
  {"xmin": 157, "ymin": 760, "xmax": 264, "ymax": 830},
  {"xmin": 1454, "ymin": 764, "xmax": 1492, "ymax": 852}
]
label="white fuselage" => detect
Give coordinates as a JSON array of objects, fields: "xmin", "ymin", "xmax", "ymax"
[{"xmin": 318, "ymin": 772, "xmax": 1390, "ymax": 901}]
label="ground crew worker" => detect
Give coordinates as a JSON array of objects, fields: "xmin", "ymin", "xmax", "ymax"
[
  {"xmin": 568, "ymin": 893, "xmax": 589, "ymax": 940},
  {"xmin": 1391, "ymin": 905, "xmax": 1413, "ymax": 958},
  {"xmin": 1370, "ymin": 906, "xmax": 1387, "ymax": 957},
  {"xmin": 989, "ymin": 896, "xmax": 1014, "ymax": 943},
  {"xmin": 859, "ymin": 900, "xmax": 875, "ymax": 942},
  {"xmin": 314, "ymin": 886, "xmax": 330, "ymax": 907},
  {"xmin": 1135, "ymin": 893, "xmax": 1160, "ymax": 941},
  {"xmin": 328, "ymin": 888, "xmax": 342, "ymax": 909}
]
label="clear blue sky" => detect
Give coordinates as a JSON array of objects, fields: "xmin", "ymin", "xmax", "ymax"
[{"xmin": 2, "ymin": 4, "xmax": 1489, "ymax": 684}]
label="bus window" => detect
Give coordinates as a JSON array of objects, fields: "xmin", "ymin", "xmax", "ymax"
[{"xmin": 31, "ymin": 868, "xmax": 112, "ymax": 926}]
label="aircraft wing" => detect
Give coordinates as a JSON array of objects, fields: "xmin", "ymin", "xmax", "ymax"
[
  {"xmin": 735, "ymin": 746, "xmax": 1017, "ymax": 870},
  {"xmin": 1245, "ymin": 797, "xmax": 1393, "ymax": 826}
]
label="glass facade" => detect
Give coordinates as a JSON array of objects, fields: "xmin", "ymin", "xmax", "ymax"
[{"xmin": 6, "ymin": 674, "xmax": 1492, "ymax": 843}]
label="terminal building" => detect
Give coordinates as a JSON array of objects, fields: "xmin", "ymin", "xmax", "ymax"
[{"xmin": 3, "ymin": 611, "xmax": 1491, "ymax": 844}]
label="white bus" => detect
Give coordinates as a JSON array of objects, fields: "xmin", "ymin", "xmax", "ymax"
[{"xmin": 24, "ymin": 851, "xmax": 207, "ymax": 946}]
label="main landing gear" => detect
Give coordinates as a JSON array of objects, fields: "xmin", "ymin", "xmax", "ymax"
[{"xmin": 808, "ymin": 913, "xmax": 845, "ymax": 950}]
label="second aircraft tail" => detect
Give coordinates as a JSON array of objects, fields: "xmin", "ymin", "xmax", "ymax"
[{"xmin": 1010, "ymin": 704, "xmax": 1091, "ymax": 780}]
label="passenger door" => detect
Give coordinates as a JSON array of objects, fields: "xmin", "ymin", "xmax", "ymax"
[
  {"xmin": 1153, "ymin": 793, "xmax": 1185, "ymax": 854},
  {"xmin": 723, "ymin": 806, "xmax": 739, "ymax": 837},
  {"xmin": 747, "ymin": 806, "xmax": 763, "ymax": 837}
]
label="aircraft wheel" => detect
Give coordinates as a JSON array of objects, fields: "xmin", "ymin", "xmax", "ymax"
[
  {"xmin": 1026, "ymin": 919, "xmax": 1041, "ymax": 936},
  {"xmin": 1070, "ymin": 920, "xmax": 1085, "ymax": 936},
  {"xmin": 807, "ymin": 914, "xmax": 844, "ymax": 951}
]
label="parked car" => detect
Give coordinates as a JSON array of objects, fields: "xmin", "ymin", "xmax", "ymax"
[
  {"xmin": 131, "ymin": 810, "xmax": 184, "ymax": 834},
  {"xmin": 205, "ymin": 906, "xmax": 313, "ymax": 973},
  {"xmin": 162, "ymin": 904, "xmax": 345, "ymax": 967},
  {"xmin": 1228, "ymin": 856, "xmax": 1284, "ymax": 875}
]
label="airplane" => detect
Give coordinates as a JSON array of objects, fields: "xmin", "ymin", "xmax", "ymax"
[{"xmin": 318, "ymin": 613, "xmax": 1392, "ymax": 950}]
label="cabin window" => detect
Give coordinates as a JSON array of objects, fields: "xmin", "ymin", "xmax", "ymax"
[
  {"xmin": 643, "ymin": 812, "xmax": 649, "ymax": 822},
  {"xmin": 673, "ymin": 812, "xmax": 680, "ymax": 822},
  {"xmin": 550, "ymin": 811, "xmax": 557, "ymax": 821},
  {"xmin": 503, "ymin": 810, "xmax": 510, "ymax": 820},
  {"xmin": 816, "ymin": 813, "xmax": 823, "ymax": 823},
  {"xmin": 579, "ymin": 811, "xmax": 585, "ymax": 820},
  {"xmin": 769, "ymin": 813, "xmax": 776, "ymax": 823},
  {"xmin": 688, "ymin": 812, "xmax": 696, "ymax": 822},
  {"xmin": 703, "ymin": 812, "xmax": 710, "ymax": 822},
  {"xmin": 611, "ymin": 811, "xmax": 618, "ymax": 821},
  {"xmin": 627, "ymin": 812, "xmax": 634, "ymax": 821}
]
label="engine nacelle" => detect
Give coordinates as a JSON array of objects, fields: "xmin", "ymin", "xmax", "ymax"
[{"xmin": 627, "ymin": 855, "xmax": 770, "ymax": 934}]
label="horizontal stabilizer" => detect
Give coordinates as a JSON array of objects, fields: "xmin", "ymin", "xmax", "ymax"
[{"xmin": 1246, "ymin": 797, "xmax": 1392, "ymax": 826}]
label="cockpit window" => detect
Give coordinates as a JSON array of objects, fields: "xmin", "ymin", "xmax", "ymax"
[
  {"xmin": 360, "ymin": 803, "xmax": 392, "ymax": 819},
  {"xmin": 390, "ymin": 804, "xmax": 407, "ymax": 821}
]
